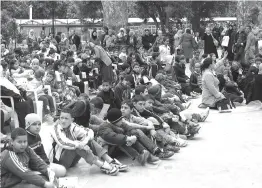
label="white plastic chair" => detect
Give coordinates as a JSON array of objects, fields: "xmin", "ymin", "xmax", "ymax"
[
  {"xmin": 0, "ymin": 96, "xmax": 19, "ymax": 128},
  {"xmin": 27, "ymin": 90, "xmax": 43, "ymax": 122}
]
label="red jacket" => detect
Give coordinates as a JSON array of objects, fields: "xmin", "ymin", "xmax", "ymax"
[{"xmin": 1, "ymin": 146, "xmax": 48, "ymax": 188}]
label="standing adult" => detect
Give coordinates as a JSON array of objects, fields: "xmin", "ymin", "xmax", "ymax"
[
  {"xmin": 179, "ymin": 28, "xmax": 196, "ymax": 63},
  {"xmin": 174, "ymin": 30, "xmax": 183, "ymax": 50},
  {"xmin": 201, "ymin": 58, "xmax": 225, "ymax": 108},
  {"xmin": 202, "ymin": 27, "xmax": 218, "ymax": 58},
  {"xmin": 27, "ymin": 29, "xmax": 38, "ymax": 53},
  {"xmin": 234, "ymin": 26, "xmax": 247, "ymax": 66},
  {"xmin": 59, "ymin": 33, "xmax": 69, "ymax": 52},
  {"xmin": 90, "ymin": 29, "xmax": 101, "ymax": 46},
  {"xmin": 100, "ymin": 26, "xmax": 109, "ymax": 48},
  {"xmin": 88, "ymin": 41, "xmax": 114, "ymax": 83},
  {"xmin": 103, "ymin": 29, "xmax": 116, "ymax": 51},
  {"xmin": 252, "ymin": 63, "xmax": 262, "ymax": 102},
  {"xmin": 142, "ymin": 29, "xmax": 155, "ymax": 51},
  {"xmin": 69, "ymin": 30, "xmax": 81, "ymax": 51},
  {"xmin": 126, "ymin": 30, "xmax": 137, "ymax": 55},
  {"xmin": 245, "ymin": 26, "xmax": 258, "ymax": 65}
]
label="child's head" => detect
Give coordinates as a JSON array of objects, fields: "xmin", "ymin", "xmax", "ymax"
[
  {"xmin": 210, "ymin": 53, "xmax": 216, "ymax": 61},
  {"xmin": 107, "ymin": 108, "xmax": 123, "ymax": 127},
  {"xmin": 45, "ymin": 70, "xmax": 55, "ymax": 82},
  {"xmin": 25, "ymin": 113, "xmax": 42, "ymax": 135},
  {"xmin": 102, "ymin": 81, "xmax": 111, "ymax": 92},
  {"xmin": 132, "ymin": 63, "xmax": 141, "ymax": 74},
  {"xmin": 31, "ymin": 58, "xmax": 40, "ymax": 71},
  {"xmin": 195, "ymin": 62, "xmax": 201, "ymax": 73},
  {"xmin": 121, "ymin": 100, "xmax": 133, "ymax": 118},
  {"xmin": 121, "ymin": 47, "xmax": 126, "ymax": 54},
  {"xmin": 163, "ymin": 36, "xmax": 169, "ymax": 46},
  {"xmin": 255, "ymin": 57, "xmax": 262, "ymax": 67},
  {"xmin": 90, "ymin": 97, "xmax": 104, "ymax": 115},
  {"xmin": 67, "ymin": 57, "xmax": 75, "ymax": 67},
  {"xmin": 144, "ymin": 94, "xmax": 155, "ymax": 111},
  {"xmin": 132, "ymin": 95, "xmax": 145, "ymax": 112},
  {"xmin": 34, "ymin": 69, "xmax": 45, "ymax": 80},
  {"xmin": 121, "ymin": 63, "xmax": 131, "ymax": 73},
  {"xmin": 9, "ymin": 59, "xmax": 19, "ymax": 70},
  {"xmin": 194, "ymin": 50, "xmax": 200, "ymax": 59},
  {"xmin": 122, "ymin": 75, "xmax": 133, "ymax": 87},
  {"xmin": 135, "ymin": 85, "xmax": 148, "ymax": 96},
  {"xmin": 60, "ymin": 108, "xmax": 74, "ymax": 129},
  {"xmin": 113, "ymin": 50, "xmax": 119, "ymax": 57},
  {"xmin": 11, "ymin": 128, "xmax": 28, "ymax": 153}
]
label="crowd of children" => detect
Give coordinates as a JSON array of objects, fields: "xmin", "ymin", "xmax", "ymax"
[{"xmin": 1, "ymin": 24, "xmax": 262, "ymax": 188}]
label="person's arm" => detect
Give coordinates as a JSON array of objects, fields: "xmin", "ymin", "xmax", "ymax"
[
  {"xmin": 122, "ymin": 119, "xmax": 154, "ymax": 130},
  {"xmin": 51, "ymin": 122, "xmax": 79, "ymax": 150},
  {"xmin": 3, "ymin": 150, "xmax": 48, "ymax": 187},
  {"xmin": 98, "ymin": 124, "xmax": 127, "ymax": 145}
]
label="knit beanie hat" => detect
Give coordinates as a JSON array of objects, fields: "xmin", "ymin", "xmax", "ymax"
[
  {"xmin": 25, "ymin": 113, "xmax": 41, "ymax": 129},
  {"xmin": 107, "ymin": 108, "xmax": 123, "ymax": 124}
]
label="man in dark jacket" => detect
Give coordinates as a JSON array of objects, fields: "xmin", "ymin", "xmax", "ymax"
[
  {"xmin": 142, "ymin": 29, "xmax": 155, "ymax": 51},
  {"xmin": 69, "ymin": 30, "xmax": 81, "ymax": 50}
]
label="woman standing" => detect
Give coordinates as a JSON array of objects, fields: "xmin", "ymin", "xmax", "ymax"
[
  {"xmin": 202, "ymin": 27, "xmax": 218, "ymax": 58},
  {"xmin": 88, "ymin": 41, "xmax": 114, "ymax": 83},
  {"xmin": 126, "ymin": 30, "xmax": 137, "ymax": 55},
  {"xmin": 59, "ymin": 33, "xmax": 69, "ymax": 52},
  {"xmin": 201, "ymin": 58, "xmax": 225, "ymax": 108},
  {"xmin": 179, "ymin": 28, "xmax": 196, "ymax": 63},
  {"xmin": 90, "ymin": 29, "xmax": 101, "ymax": 46}
]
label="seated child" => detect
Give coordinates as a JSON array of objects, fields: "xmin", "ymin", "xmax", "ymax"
[
  {"xmin": 121, "ymin": 100, "xmax": 180, "ymax": 153},
  {"xmin": 131, "ymin": 95, "xmax": 188, "ymax": 147},
  {"xmin": 48, "ymin": 108, "xmax": 127, "ymax": 175},
  {"xmin": 190, "ymin": 62, "xmax": 202, "ymax": 94},
  {"xmin": 27, "ymin": 69, "xmax": 55, "ymax": 116},
  {"xmin": 114, "ymin": 74, "xmax": 133, "ymax": 109},
  {"xmin": 97, "ymin": 81, "xmax": 117, "ymax": 109},
  {"xmin": 189, "ymin": 50, "xmax": 201, "ymax": 73},
  {"xmin": 98, "ymin": 108, "xmax": 174, "ymax": 165},
  {"xmin": 89, "ymin": 97, "xmax": 106, "ymax": 135},
  {"xmin": 1, "ymin": 128, "xmax": 56, "ymax": 188},
  {"xmin": 25, "ymin": 113, "xmax": 66, "ymax": 177}
]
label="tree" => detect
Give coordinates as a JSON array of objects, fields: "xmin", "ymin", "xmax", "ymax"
[
  {"xmin": 135, "ymin": 1, "xmax": 189, "ymax": 33},
  {"xmin": 75, "ymin": 1, "xmax": 103, "ymax": 22},
  {"xmin": 101, "ymin": 1, "xmax": 130, "ymax": 30}
]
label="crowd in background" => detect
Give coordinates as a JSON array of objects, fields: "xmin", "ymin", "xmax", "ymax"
[{"xmin": 1, "ymin": 21, "xmax": 262, "ymax": 188}]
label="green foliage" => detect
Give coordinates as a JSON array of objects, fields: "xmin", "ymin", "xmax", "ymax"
[{"xmin": 75, "ymin": 1, "xmax": 103, "ymax": 21}]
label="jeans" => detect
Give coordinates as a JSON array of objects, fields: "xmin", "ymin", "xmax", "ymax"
[
  {"xmin": 38, "ymin": 95, "xmax": 55, "ymax": 115},
  {"xmin": 126, "ymin": 129, "xmax": 157, "ymax": 154},
  {"xmin": 97, "ymin": 136, "xmax": 145, "ymax": 160},
  {"xmin": 155, "ymin": 129, "xmax": 177, "ymax": 145},
  {"xmin": 58, "ymin": 140, "xmax": 107, "ymax": 169}
]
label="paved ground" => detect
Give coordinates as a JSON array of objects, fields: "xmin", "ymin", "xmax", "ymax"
[
  {"xmin": 40, "ymin": 57, "xmax": 262, "ymax": 188},
  {"xmin": 52, "ymin": 99, "xmax": 261, "ymax": 188}
]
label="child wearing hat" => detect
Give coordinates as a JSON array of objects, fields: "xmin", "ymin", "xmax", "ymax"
[
  {"xmin": 25, "ymin": 113, "xmax": 67, "ymax": 178},
  {"xmin": 98, "ymin": 108, "xmax": 174, "ymax": 165},
  {"xmin": 48, "ymin": 108, "xmax": 127, "ymax": 175},
  {"xmin": 97, "ymin": 80, "xmax": 117, "ymax": 110}
]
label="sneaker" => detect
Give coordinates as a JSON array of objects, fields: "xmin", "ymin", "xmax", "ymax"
[
  {"xmin": 172, "ymin": 135, "xmax": 188, "ymax": 147},
  {"xmin": 100, "ymin": 162, "xmax": 119, "ymax": 176},
  {"xmin": 164, "ymin": 145, "xmax": 180, "ymax": 153},
  {"xmin": 200, "ymin": 107, "xmax": 210, "ymax": 122},
  {"xmin": 156, "ymin": 150, "xmax": 175, "ymax": 159},
  {"xmin": 110, "ymin": 159, "xmax": 129, "ymax": 172},
  {"xmin": 147, "ymin": 154, "xmax": 160, "ymax": 164},
  {"xmin": 137, "ymin": 150, "xmax": 150, "ymax": 166},
  {"xmin": 189, "ymin": 126, "xmax": 201, "ymax": 135}
]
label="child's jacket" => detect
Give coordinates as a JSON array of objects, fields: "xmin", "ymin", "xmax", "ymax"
[
  {"xmin": 48, "ymin": 122, "xmax": 94, "ymax": 161},
  {"xmin": 27, "ymin": 131, "xmax": 50, "ymax": 164},
  {"xmin": 1, "ymin": 146, "xmax": 48, "ymax": 188}
]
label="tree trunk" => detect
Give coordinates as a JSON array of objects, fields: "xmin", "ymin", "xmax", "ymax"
[
  {"xmin": 151, "ymin": 15, "xmax": 159, "ymax": 30},
  {"xmin": 191, "ymin": 1, "xmax": 201, "ymax": 32},
  {"xmin": 101, "ymin": 1, "xmax": 129, "ymax": 31}
]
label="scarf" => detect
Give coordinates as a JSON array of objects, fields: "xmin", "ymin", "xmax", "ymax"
[{"xmin": 0, "ymin": 77, "xmax": 20, "ymax": 95}]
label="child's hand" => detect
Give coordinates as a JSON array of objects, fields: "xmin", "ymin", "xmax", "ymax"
[{"xmin": 162, "ymin": 122, "xmax": 170, "ymax": 129}]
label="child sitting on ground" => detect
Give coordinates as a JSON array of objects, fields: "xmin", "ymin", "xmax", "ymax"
[
  {"xmin": 190, "ymin": 62, "xmax": 202, "ymax": 94},
  {"xmin": 48, "ymin": 108, "xmax": 127, "ymax": 175},
  {"xmin": 1, "ymin": 128, "xmax": 56, "ymax": 188},
  {"xmin": 97, "ymin": 81, "xmax": 117, "ymax": 109},
  {"xmin": 131, "ymin": 95, "xmax": 188, "ymax": 147},
  {"xmin": 25, "ymin": 113, "xmax": 66, "ymax": 177}
]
